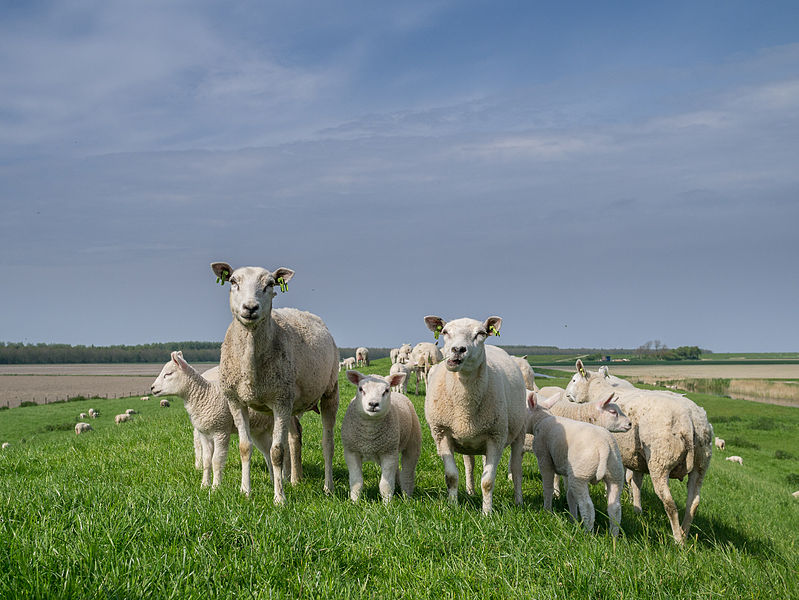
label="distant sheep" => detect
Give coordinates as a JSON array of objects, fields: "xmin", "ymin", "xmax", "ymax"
[
  {"xmin": 115, "ymin": 414, "xmax": 132, "ymax": 424},
  {"xmin": 88, "ymin": 408, "xmax": 99, "ymax": 418},
  {"xmin": 397, "ymin": 344, "xmax": 413, "ymax": 364},
  {"xmin": 715, "ymin": 437, "xmax": 726, "ymax": 450},
  {"xmin": 2, "ymin": 442, "xmax": 10, "ymax": 449},
  {"xmin": 125, "ymin": 409, "xmax": 138, "ymax": 415},
  {"xmin": 341, "ymin": 357, "xmax": 356, "ymax": 371},
  {"xmin": 792, "ymin": 491, "xmax": 799, "ymax": 498},
  {"xmin": 390, "ymin": 348, "xmax": 400, "ymax": 364},
  {"xmin": 355, "ymin": 347, "xmax": 370, "ymax": 367},
  {"xmin": 75, "ymin": 422, "xmax": 93, "ymax": 435},
  {"xmin": 79, "ymin": 412, "xmax": 88, "ymax": 419},
  {"xmin": 160, "ymin": 399, "xmax": 170, "ymax": 408},
  {"xmin": 140, "ymin": 396, "xmax": 149, "ymax": 401},
  {"xmin": 726, "ymin": 455, "xmax": 743, "ymax": 465}
]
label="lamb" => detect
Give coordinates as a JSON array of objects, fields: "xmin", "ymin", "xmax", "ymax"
[
  {"xmin": 526, "ymin": 390, "xmax": 627, "ymax": 536},
  {"xmin": 715, "ymin": 437, "xmax": 726, "ymax": 450},
  {"xmin": 78, "ymin": 412, "xmax": 88, "ymax": 419},
  {"xmin": 150, "ymin": 353, "xmax": 301, "ymax": 488},
  {"xmin": 423, "ymin": 315, "xmax": 527, "ymax": 514},
  {"xmin": 726, "ymin": 455, "xmax": 743, "ymax": 465},
  {"xmin": 355, "ymin": 347, "xmax": 370, "ymax": 367},
  {"xmin": 341, "ymin": 357, "xmax": 356, "ymax": 371},
  {"xmin": 566, "ymin": 359, "xmax": 714, "ymax": 543},
  {"xmin": 115, "ymin": 413, "xmax": 131, "ymax": 424},
  {"xmin": 511, "ymin": 356, "xmax": 537, "ymax": 391},
  {"xmin": 341, "ymin": 371, "xmax": 422, "ymax": 503},
  {"xmin": 140, "ymin": 396, "xmax": 149, "ymax": 401},
  {"xmin": 125, "ymin": 409, "xmax": 137, "ymax": 415},
  {"xmin": 212, "ymin": 262, "xmax": 339, "ymax": 503},
  {"xmin": 390, "ymin": 348, "xmax": 400, "ymax": 364},
  {"xmin": 160, "ymin": 399, "xmax": 170, "ymax": 408},
  {"xmin": 88, "ymin": 408, "xmax": 99, "ymax": 418},
  {"xmin": 75, "ymin": 422, "xmax": 93, "ymax": 435},
  {"xmin": 388, "ymin": 362, "xmax": 412, "ymax": 395},
  {"xmin": 397, "ymin": 344, "xmax": 413, "ymax": 364}
]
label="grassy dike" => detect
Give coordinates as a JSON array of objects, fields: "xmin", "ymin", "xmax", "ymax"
[{"xmin": 0, "ymin": 360, "xmax": 797, "ymax": 599}]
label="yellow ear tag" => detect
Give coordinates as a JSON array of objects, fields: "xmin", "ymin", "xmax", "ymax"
[
  {"xmin": 216, "ymin": 269, "xmax": 229, "ymax": 285},
  {"xmin": 489, "ymin": 325, "xmax": 500, "ymax": 337},
  {"xmin": 579, "ymin": 366, "xmax": 586, "ymax": 377},
  {"xmin": 434, "ymin": 325, "xmax": 442, "ymax": 340},
  {"xmin": 277, "ymin": 277, "xmax": 288, "ymax": 293}
]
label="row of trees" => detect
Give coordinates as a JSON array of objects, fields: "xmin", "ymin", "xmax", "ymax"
[
  {"xmin": 634, "ymin": 340, "xmax": 702, "ymax": 360},
  {"xmin": 0, "ymin": 342, "xmax": 221, "ymax": 364}
]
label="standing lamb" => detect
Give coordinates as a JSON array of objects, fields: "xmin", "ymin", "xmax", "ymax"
[
  {"xmin": 355, "ymin": 347, "xmax": 370, "ymax": 367},
  {"xmin": 390, "ymin": 348, "xmax": 400, "ymax": 364},
  {"xmin": 150, "ymin": 353, "xmax": 301, "ymax": 488},
  {"xmin": 526, "ymin": 390, "xmax": 627, "ymax": 537},
  {"xmin": 566, "ymin": 359, "xmax": 713, "ymax": 543},
  {"xmin": 75, "ymin": 422, "xmax": 93, "ymax": 435},
  {"xmin": 341, "ymin": 371, "xmax": 422, "ymax": 503},
  {"xmin": 423, "ymin": 315, "xmax": 527, "ymax": 514},
  {"xmin": 388, "ymin": 362, "xmax": 413, "ymax": 395},
  {"xmin": 715, "ymin": 437, "xmax": 726, "ymax": 450},
  {"xmin": 341, "ymin": 357, "xmax": 356, "ymax": 371},
  {"xmin": 212, "ymin": 262, "xmax": 339, "ymax": 504},
  {"xmin": 397, "ymin": 344, "xmax": 413, "ymax": 364},
  {"xmin": 88, "ymin": 408, "xmax": 99, "ymax": 418},
  {"xmin": 726, "ymin": 455, "xmax": 743, "ymax": 465}
]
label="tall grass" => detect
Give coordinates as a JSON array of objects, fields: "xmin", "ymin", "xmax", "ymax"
[{"xmin": 0, "ymin": 359, "xmax": 797, "ymax": 599}]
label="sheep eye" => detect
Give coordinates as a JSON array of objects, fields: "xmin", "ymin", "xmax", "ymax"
[
  {"xmin": 609, "ymin": 409, "xmax": 617, "ymax": 415},
  {"xmin": 359, "ymin": 387, "xmax": 363, "ymax": 393}
]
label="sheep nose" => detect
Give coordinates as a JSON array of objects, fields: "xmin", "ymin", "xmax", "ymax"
[
  {"xmin": 243, "ymin": 302, "xmax": 259, "ymax": 313},
  {"xmin": 453, "ymin": 346, "xmax": 467, "ymax": 354},
  {"xmin": 368, "ymin": 402, "xmax": 379, "ymax": 410}
]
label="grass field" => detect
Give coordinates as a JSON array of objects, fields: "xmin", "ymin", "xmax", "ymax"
[{"xmin": 1, "ymin": 359, "xmax": 797, "ymax": 599}]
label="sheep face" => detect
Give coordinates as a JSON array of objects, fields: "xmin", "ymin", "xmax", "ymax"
[
  {"xmin": 346, "ymin": 371, "xmax": 405, "ymax": 418},
  {"xmin": 211, "ymin": 263, "xmax": 294, "ymax": 329},
  {"xmin": 151, "ymin": 351, "xmax": 192, "ymax": 396},
  {"xmin": 424, "ymin": 316, "xmax": 501, "ymax": 373},
  {"xmin": 565, "ymin": 359, "xmax": 594, "ymax": 402},
  {"xmin": 594, "ymin": 394, "xmax": 632, "ymax": 433}
]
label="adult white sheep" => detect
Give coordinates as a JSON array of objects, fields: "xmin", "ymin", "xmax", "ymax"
[
  {"xmin": 526, "ymin": 390, "xmax": 627, "ymax": 537},
  {"xmin": 341, "ymin": 371, "xmax": 422, "ymax": 503},
  {"xmin": 511, "ymin": 356, "xmax": 537, "ymax": 391},
  {"xmin": 715, "ymin": 437, "xmax": 726, "ymax": 451},
  {"xmin": 355, "ymin": 347, "xmax": 370, "ymax": 367},
  {"xmin": 150, "ymin": 353, "xmax": 301, "ymax": 488},
  {"xmin": 390, "ymin": 348, "xmax": 400, "ymax": 364},
  {"xmin": 566, "ymin": 359, "xmax": 713, "ymax": 543},
  {"xmin": 397, "ymin": 344, "xmax": 413, "ymax": 364},
  {"xmin": 75, "ymin": 422, "xmax": 93, "ymax": 435},
  {"xmin": 211, "ymin": 262, "xmax": 340, "ymax": 504},
  {"xmin": 423, "ymin": 315, "xmax": 527, "ymax": 514},
  {"xmin": 115, "ymin": 413, "xmax": 131, "ymax": 424},
  {"xmin": 597, "ymin": 365, "xmax": 636, "ymax": 389},
  {"xmin": 726, "ymin": 455, "xmax": 743, "ymax": 465}
]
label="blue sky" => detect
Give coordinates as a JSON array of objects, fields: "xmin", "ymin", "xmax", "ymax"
[{"xmin": 1, "ymin": 1, "xmax": 798, "ymax": 352}]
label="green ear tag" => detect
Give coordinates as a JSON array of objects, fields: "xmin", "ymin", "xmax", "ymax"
[
  {"xmin": 216, "ymin": 269, "xmax": 229, "ymax": 285},
  {"xmin": 489, "ymin": 325, "xmax": 500, "ymax": 337},
  {"xmin": 277, "ymin": 277, "xmax": 288, "ymax": 293},
  {"xmin": 434, "ymin": 325, "xmax": 442, "ymax": 340},
  {"xmin": 579, "ymin": 366, "xmax": 586, "ymax": 377}
]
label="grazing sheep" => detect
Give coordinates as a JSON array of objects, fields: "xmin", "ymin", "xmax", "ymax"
[
  {"xmin": 566, "ymin": 359, "xmax": 713, "ymax": 543},
  {"xmin": 355, "ymin": 347, "xmax": 370, "ymax": 367},
  {"xmin": 125, "ymin": 409, "xmax": 137, "ymax": 415},
  {"xmin": 341, "ymin": 357, "xmax": 356, "ymax": 371},
  {"xmin": 150, "ymin": 353, "xmax": 301, "ymax": 488},
  {"xmin": 2, "ymin": 442, "xmax": 10, "ymax": 449},
  {"xmin": 212, "ymin": 262, "xmax": 340, "ymax": 503},
  {"xmin": 160, "ymin": 399, "xmax": 170, "ymax": 408},
  {"xmin": 726, "ymin": 455, "xmax": 743, "ymax": 465},
  {"xmin": 390, "ymin": 348, "xmax": 400, "ymax": 364},
  {"xmin": 75, "ymin": 422, "xmax": 93, "ymax": 435},
  {"xmin": 115, "ymin": 414, "xmax": 131, "ymax": 424},
  {"xmin": 423, "ymin": 315, "xmax": 527, "ymax": 514},
  {"xmin": 88, "ymin": 408, "xmax": 99, "ymax": 418},
  {"xmin": 78, "ymin": 412, "xmax": 88, "ymax": 419},
  {"xmin": 715, "ymin": 437, "xmax": 726, "ymax": 450},
  {"xmin": 341, "ymin": 371, "xmax": 422, "ymax": 503},
  {"xmin": 140, "ymin": 396, "xmax": 149, "ymax": 401},
  {"xmin": 526, "ymin": 390, "xmax": 627, "ymax": 536},
  {"xmin": 512, "ymin": 356, "xmax": 538, "ymax": 391}
]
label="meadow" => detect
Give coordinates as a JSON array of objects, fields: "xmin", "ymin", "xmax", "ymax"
[{"xmin": 0, "ymin": 360, "xmax": 797, "ymax": 599}]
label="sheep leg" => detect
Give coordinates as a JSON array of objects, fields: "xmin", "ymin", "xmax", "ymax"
[
  {"xmin": 227, "ymin": 399, "xmax": 252, "ymax": 496},
  {"xmin": 681, "ymin": 466, "xmax": 706, "ymax": 537},
  {"xmin": 538, "ymin": 454, "xmax": 556, "ymax": 511},
  {"xmin": 344, "ymin": 449, "xmax": 363, "ymax": 502},
  {"xmin": 571, "ymin": 479, "xmax": 595, "ymax": 532},
  {"xmin": 288, "ymin": 416, "xmax": 302, "ymax": 484},
  {"xmin": 379, "ymin": 454, "xmax": 399, "ymax": 504},
  {"xmin": 399, "ymin": 444, "xmax": 420, "ymax": 497},
  {"xmin": 435, "ymin": 435, "xmax": 459, "ymax": 504},
  {"xmin": 211, "ymin": 430, "xmax": 231, "ymax": 489},
  {"xmin": 566, "ymin": 483, "xmax": 579, "ymax": 521},
  {"xmin": 193, "ymin": 428, "xmax": 203, "ymax": 471},
  {"xmin": 463, "ymin": 455, "xmax": 476, "ymax": 495},
  {"xmin": 510, "ymin": 433, "xmax": 524, "ymax": 505},
  {"xmin": 650, "ymin": 470, "xmax": 686, "ymax": 544},
  {"xmin": 480, "ymin": 439, "xmax": 503, "ymax": 514},
  {"xmin": 320, "ymin": 382, "xmax": 339, "ymax": 496},
  {"xmin": 628, "ymin": 470, "xmax": 644, "ymax": 514},
  {"xmin": 199, "ymin": 434, "xmax": 214, "ymax": 488},
  {"xmin": 606, "ymin": 480, "xmax": 622, "ymax": 538}
]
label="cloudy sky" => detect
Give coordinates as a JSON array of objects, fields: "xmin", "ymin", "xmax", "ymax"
[{"xmin": 2, "ymin": 1, "xmax": 798, "ymax": 352}]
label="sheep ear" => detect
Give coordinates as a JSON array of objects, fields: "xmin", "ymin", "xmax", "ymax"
[
  {"xmin": 424, "ymin": 316, "xmax": 446, "ymax": 339},
  {"xmin": 484, "ymin": 316, "xmax": 502, "ymax": 336},
  {"xmin": 346, "ymin": 370, "xmax": 363, "ymax": 386},
  {"xmin": 171, "ymin": 351, "xmax": 189, "ymax": 371},
  {"xmin": 520, "ymin": 355, "xmax": 527, "ymax": 361},
  {"xmin": 600, "ymin": 393, "xmax": 614, "ymax": 408},
  {"xmin": 211, "ymin": 262, "xmax": 234, "ymax": 285},
  {"xmin": 273, "ymin": 268, "xmax": 294, "ymax": 284},
  {"xmin": 526, "ymin": 389, "xmax": 537, "ymax": 409},
  {"xmin": 387, "ymin": 373, "xmax": 406, "ymax": 389},
  {"xmin": 575, "ymin": 359, "xmax": 587, "ymax": 378}
]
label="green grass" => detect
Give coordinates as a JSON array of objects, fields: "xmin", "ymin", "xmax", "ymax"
[{"xmin": 1, "ymin": 359, "xmax": 798, "ymax": 599}]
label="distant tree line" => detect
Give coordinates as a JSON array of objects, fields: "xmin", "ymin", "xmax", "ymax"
[
  {"xmin": 634, "ymin": 340, "xmax": 702, "ymax": 360},
  {"xmin": 0, "ymin": 342, "xmax": 222, "ymax": 364}
]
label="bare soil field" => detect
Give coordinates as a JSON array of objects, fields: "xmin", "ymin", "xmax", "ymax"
[
  {"xmin": 0, "ymin": 363, "xmax": 217, "ymax": 408},
  {"xmin": 599, "ymin": 364, "xmax": 799, "ymax": 379}
]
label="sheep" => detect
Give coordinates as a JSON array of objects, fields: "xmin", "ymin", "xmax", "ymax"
[
  {"xmin": 78, "ymin": 412, "xmax": 88, "ymax": 419},
  {"xmin": 526, "ymin": 390, "xmax": 627, "ymax": 536},
  {"xmin": 75, "ymin": 422, "xmax": 93, "ymax": 435},
  {"xmin": 212, "ymin": 262, "xmax": 340, "ymax": 503},
  {"xmin": 88, "ymin": 408, "xmax": 99, "ymax": 418},
  {"xmin": 150, "ymin": 353, "xmax": 302, "ymax": 488},
  {"xmin": 115, "ymin": 414, "xmax": 131, "ymax": 424},
  {"xmin": 389, "ymin": 362, "xmax": 411, "ymax": 395},
  {"xmin": 160, "ymin": 399, "xmax": 170, "ymax": 408},
  {"xmin": 397, "ymin": 343, "xmax": 413, "ymax": 364},
  {"xmin": 597, "ymin": 365, "xmax": 636, "ymax": 389},
  {"xmin": 792, "ymin": 491, "xmax": 799, "ymax": 498},
  {"xmin": 355, "ymin": 347, "xmax": 370, "ymax": 367},
  {"xmin": 511, "ymin": 356, "xmax": 537, "ymax": 391},
  {"xmin": 566, "ymin": 359, "xmax": 713, "ymax": 543},
  {"xmin": 390, "ymin": 348, "xmax": 400, "ymax": 364},
  {"xmin": 2, "ymin": 442, "xmax": 10, "ymax": 449},
  {"xmin": 341, "ymin": 357, "xmax": 356, "ymax": 371},
  {"xmin": 715, "ymin": 437, "xmax": 726, "ymax": 450},
  {"xmin": 726, "ymin": 455, "xmax": 743, "ymax": 465},
  {"xmin": 341, "ymin": 371, "xmax": 422, "ymax": 503},
  {"xmin": 125, "ymin": 409, "xmax": 137, "ymax": 415},
  {"xmin": 423, "ymin": 315, "xmax": 527, "ymax": 514},
  {"xmin": 141, "ymin": 396, "xmax": 149, "ymax": 401}
]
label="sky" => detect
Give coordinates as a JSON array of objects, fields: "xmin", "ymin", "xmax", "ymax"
[{"xmin": 1, "ymin": 1, "xmax": 798, "ymax": 352}]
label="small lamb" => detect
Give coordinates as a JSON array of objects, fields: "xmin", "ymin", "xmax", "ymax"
[
  {"xmin": 341, "ymin": 357, "xmax": 357, "ymax": 371},
  {"xmin": 79, "ymin": 412, "xmax": 88, "ymax": 419},
  {"xmin": 341, "ymin": 371, "xmax": 422, "ymax": 503},
  {"xmin": 526, "ymin": 390, "xmax": 627, "ymax": 537},
  {"xmin": 715, "ymin": 437, "xmax": 726, "ymax": 450},
  {"xmin": 390, "ymin": 348, "xmax": 400, "ymax": 364},
  {"xmin": 75, "ymin": 422, "xmax": 93, "ymax": 435},
  {"xmin": 115, "ymin": 414, "xmax": 131, "ymax": 424},
  {"xmin": 388, "ymin": 362, "xmax": 412, "ymax": 395},
  {"xmin": 141, "ymin": 396, "xmax": 149, "ymax": 401},
  {"xmin": 160, "ymin": 399, "xmax": 170, "ymax": 408},
  {"xmin": 88, "ymin": 408, "xmax": 99, "ymax": 418},
  {"xmin": 726, "ymin": 455, "xmax": 743, "ymax": 465}
]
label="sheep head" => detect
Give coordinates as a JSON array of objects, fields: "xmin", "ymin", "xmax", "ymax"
[
  {"xmin": 346, "ymin": 370, "xmax": 405, "ymax": 419},
  {"xmin": 424, "ymin": 315, "xmax": 501, "ymax": 373},
  {"xmin": 211, "ymin": 263, "xmax": 294, "ymax": 329}
]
